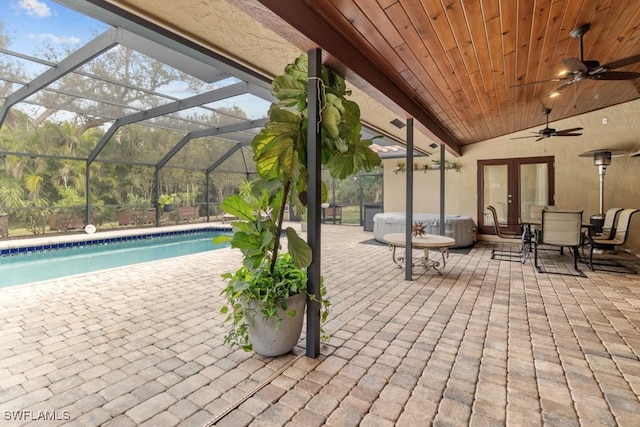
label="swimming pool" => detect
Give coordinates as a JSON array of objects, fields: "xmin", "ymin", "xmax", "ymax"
[{"xmin": 0, "ymin": 228, "xmax": 231, "ymax": 288}]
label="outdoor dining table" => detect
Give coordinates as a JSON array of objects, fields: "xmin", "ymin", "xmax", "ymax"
[{"xmin": 519, "ymin": 219, "xmax": 594, "ymax": 264}]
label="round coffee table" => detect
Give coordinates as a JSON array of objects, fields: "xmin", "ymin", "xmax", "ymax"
[{"xmin": 383, "ymin": 233, "xmax": 456, "ymax": 274}]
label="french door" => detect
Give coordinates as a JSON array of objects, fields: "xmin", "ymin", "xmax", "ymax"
[{"xmin": 478, "ymin": 156, "xmax": 555, "ymax": 234}]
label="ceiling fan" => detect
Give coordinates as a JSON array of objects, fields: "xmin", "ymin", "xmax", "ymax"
[
  {"xmin": 514, "ymin": 23, "xmax": 640, "ymax": 95},
  {"xmin": 511, "ymin": 108, "xmax": 583, "ymax": 141}
]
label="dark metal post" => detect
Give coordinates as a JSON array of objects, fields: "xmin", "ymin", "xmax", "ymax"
[
  {"xmin": 306, "ymin": 48, "xmax": 322, "ymax": 358},
  {"xmin": 440, "ymin": 144, "xmax": 445, "ymax": 235},
  {"xmin": 331, "ymin": 178, "xmax": 336, "ymax": 224},
  {"xmin": 381, "ymin": 171, "xmax": 384, "ymax": 210},
  {"xmin": 359, "ymin": 174, "xmax": 364, "ymax": 226},
  {"xmin": 85, "ymin": 161, "xmax": 91, "ymax": 224},
  {"xmin": 154, "ymin": 168, "xmax": 160, "ymax": 227},
  {"xmin": 205, "ymin": 172, "xmax": 210, "ymax": 222},
  {"xmin": 405, "ymin": 118, "xmax": 414, "ymax": 280}
]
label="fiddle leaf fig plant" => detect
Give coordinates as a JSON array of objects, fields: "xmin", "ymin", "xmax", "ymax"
[{"xmin": 213, "ymin": 53, "xmax": 380, "ymax": 352}]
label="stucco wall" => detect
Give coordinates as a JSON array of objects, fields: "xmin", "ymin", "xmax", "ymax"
[{"xmin": 384, "ymin": 99, "xmax": 640, "ymax": 252}]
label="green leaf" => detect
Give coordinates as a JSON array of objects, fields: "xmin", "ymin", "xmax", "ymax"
[
  {"xmin": 212, "ymin": 235, "xmax": 232, "ymax": 244},
  {"xmin": 231, "ymin": 220, "xmax": 256, "ymax": 235},
  {"xmin": 221, "ymin": 195, "xmax": 256, "ymax": 222},
  {"xmin": 360, "ymin": 143, "xmax": 382, "ymax": 170},
  {"xmin": 267, "ymin": 105, "xmax": 302, "ymax": 125},
  {"xmin": 230, "ymin": 232, "xmax": 260, "ymax": 250},
  {"xmin": 341, "ymin": 99, "xmax": 361, "ymax": 138},
  {"xmin": 272, "ymin": 74, "xmax": 307, "ymax": 102},
  {"xmin": 252, "ymin": 109, "xmax": 301, "ymax": 181},
  {"xmin": 326, "ymin": 152, "xmax": 356, "ymax": 180},
  {"xmin": 322, "ymin": 66, "xmax": 347, "ymax": 96},
  {"xmin": 260, "ymin": 230, "xmax": 274, "ymax": 249},
  {"xmin": 321, "ymin": 103, "xmax": 341, "ymax": 138},
  {"xmin": 286, "ymin": 227, "xmax": 312, "ymax": 268},
  {"xmin": 243, "ymin": 254, "xmax": 264, "ymax": 269}
]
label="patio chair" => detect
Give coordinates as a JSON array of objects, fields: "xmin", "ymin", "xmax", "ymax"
[
  {"xmin": 586, "ymin": 208, "xmax": 639, "ymax": 273},
  {"xmin": 597, "ymin": 207, "xmax": 624, "ymax": 240},
  {"xmin": 527, "ymin": 204, "xmax": 557, "ymax": 223},
  {"xmin": 534, "ymin": 210, "xmax": 584, "ymax": 276},
  {"xmin": 487, "ymin": 205, "xmax": 522, "ymax": 261}
]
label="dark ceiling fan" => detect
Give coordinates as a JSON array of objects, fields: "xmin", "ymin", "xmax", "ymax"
[
  {"xmin": 511, "ymin": 108, "xmax": 583, "ymax": 141},
  {"xmin": 513, "ymin": 23, "xmax": 640, "ymax": 94}
]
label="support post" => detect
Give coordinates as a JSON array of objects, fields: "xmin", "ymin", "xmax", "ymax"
[
  {"xmin": 359, "ymin": 174, "xmax": 364, "ymax": 226},
  {"xmin": 440, "ymin": 144, "xmax": 445, "ymax": 235},
  {"xmin": 306, "ymin": 48, "xmax": 322, "ymax": 358},
  {"xmin": 331, "ymin": 178, "xmax": 337, "ymax": 224},
  {"xmin": 405, "ymin": 118, "xmax": 414, "ymax": 280},
  {"xmin": 154, "ymin": 168, "xmax": 160, "ymax": 227},
  {"xmin": 85, "ymin": 161, "xmax": 91, "ymax": 225},
  {"xmin": 206, "ymin": 172, "xmax": 211, "ymax": 222}
]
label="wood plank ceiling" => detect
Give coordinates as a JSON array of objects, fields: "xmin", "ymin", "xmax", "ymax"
[{"xmin": 231, "ymin": 0, "xmax": 640, "ymax": 153}]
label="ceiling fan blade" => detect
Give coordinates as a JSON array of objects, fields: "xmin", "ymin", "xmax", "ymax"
[
  {"xmin": 553, "ymin": 133, "xmax": 583, "ymax": 137},
  {"xmin": 563, "ymin": 58, "xmax": 588, "ymax": 73},
  {"xmin": 510, "ymin": 77, "xmax": 561, "ymax": 88},
  {"xmin": 546, "ymin": 80, "xmax": 576, "ymax": 95},
  {"xmin": 510, "ymin": 135, "xmax": 538, "ymax": 140},
  {"xmin": 555, "ymin": 127, "xmax": 584, "ymax": 133},
  {"xmin": 592, "ymin": 71, "xmax": 640, "ymax": 80},
  {"xmin": 535, "ymin": 136, "xmax": 547, "ymax": 142},
  {"xmin": 601, "ymin": 54, "xmax": 640, "ymax": 70}
]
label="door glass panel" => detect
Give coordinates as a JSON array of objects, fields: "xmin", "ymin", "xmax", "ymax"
[
  {"xmin": 520, "ymin": 163, "xmax": 549, "ymax": 223},
  {"xmin": 483, "ymin": 164, "xmax": 509, "ymax": 227}
]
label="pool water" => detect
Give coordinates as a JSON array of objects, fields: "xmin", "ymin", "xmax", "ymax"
[{"xmin": 0, "ymin": 231, "xmax": 230, "ymax": 288}]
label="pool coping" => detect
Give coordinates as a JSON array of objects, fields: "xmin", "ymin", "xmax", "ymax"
[{"xmin": 0, "ymin": 223, "xmax": 232, "ymax": 256}]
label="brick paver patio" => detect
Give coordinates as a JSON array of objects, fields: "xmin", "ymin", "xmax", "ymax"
[{"xmin": 1, "ymin": 224, "xmax": 639, "ymax": 426}]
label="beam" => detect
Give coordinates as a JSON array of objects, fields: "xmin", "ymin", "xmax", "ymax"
[
  {"xmin": 57, "ymin": 0, "xmax": 272, "ymax": 90},
  {"xmin": 0, "ymin": 27, "xmax": 120, "ymax": 127},
  {"xmin": 87, "ymin": 82, "xmax": 250, "ymax": 164},
  {"xmin": 117, "ymin": 28, "xmax": 229, "ymax": 84},
  {"xmin": 156, "ymin": 118, "xmax": 267, "ymax": 169},
  {"xmin": 248, "ymin": 0, "xmax": 462, "ymax": 155},
  {"xmin": 206, "ymin": 144, "xmax": 243, "ymax": 174},
  {"xmin": 0, "ymin": 46, "xmax": 237, "ymax": 124}
]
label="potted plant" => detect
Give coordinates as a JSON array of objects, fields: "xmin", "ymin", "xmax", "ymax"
[
  {"xmin": 431, "ymin": 159, "xmax": 462, "ymax": 172},
  {"xmin": 157, "ymin": 193, "xmax": 176, "ymax": 212},
  {"xmin": 214, "ymin": 53, "xmax": 380, "ymax": 355}
]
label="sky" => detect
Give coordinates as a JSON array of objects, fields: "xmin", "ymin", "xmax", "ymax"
[
  {"xmin": 1, "ymin": 0, "xmax": 270, "ymax": 119},
  {"xmin": 2, "ymin": 0, "xmax": 108, "ymax": 55}
]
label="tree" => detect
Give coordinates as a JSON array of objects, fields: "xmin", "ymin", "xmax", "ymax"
[{"xmin": 0, "ymin": 18, "xmax": 263, "ymax": 232}]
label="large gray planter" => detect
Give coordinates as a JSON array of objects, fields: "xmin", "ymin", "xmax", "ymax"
[{"xmin": 248, "ymin": 293, "xmax": 306, "ymax": 357}]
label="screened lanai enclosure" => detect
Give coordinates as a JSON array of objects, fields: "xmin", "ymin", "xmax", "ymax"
[{"xmin": 0, "ymin": 1, "xmax": 395, "ymax": 238}]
